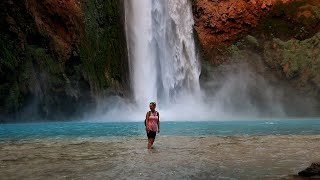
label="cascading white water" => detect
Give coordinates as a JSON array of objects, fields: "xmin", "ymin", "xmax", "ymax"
[
  {"xmin": 95, "ymin": 0, "xmax": 288, "ymax": 122},
  {"xmin": 125, "ymin": 0, "xmax": 156, "ymax": 105},
  {"xmin": 125, "ymin": 0, "xmax": 201, "ymax": 106}
]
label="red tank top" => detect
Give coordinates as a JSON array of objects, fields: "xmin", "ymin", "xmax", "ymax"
[{"xmin": 147, "ymin": 111, "xmax": 158, "ymax": 132}]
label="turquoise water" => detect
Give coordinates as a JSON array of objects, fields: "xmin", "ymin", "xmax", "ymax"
[
  {"xmin": 1, "ymin": 120, "xmax": 320, "ymax": 179},
  {"xmin": 1, "ymin": 120, "xmax": 320, "ymax": 140}
]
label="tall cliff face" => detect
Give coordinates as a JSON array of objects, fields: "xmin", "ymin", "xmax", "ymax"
[
  {"xmin": 193, "ymin": 0, "xmax": 320, "ymax": 62},
  {"xmin": 80, "ymin": 0, "xmax": 129, "ymax": 97},
  {"xmin": 0, "ymin": 0, "xmax": 128, "ymax": 122},
  {"xmin": 193, "ymin": 0, "xmax": 320, "ymax": 111}
]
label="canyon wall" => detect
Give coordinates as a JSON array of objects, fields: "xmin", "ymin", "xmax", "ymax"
[
  {"xmin": 193, "ymin": 0, "xmax": 320, "ymax": 111},
  {"xmin": 1, "ymin": 0, "xmax": 320, "ymax": 121},
  {"xmin": 0, "ymin": 0, "xmax": 128, "ymax": 122}
]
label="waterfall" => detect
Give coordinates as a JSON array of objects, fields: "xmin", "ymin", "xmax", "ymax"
[
  {"xmin": 84, "ymin": 0, "xmax": 307, "ymax": 122},
  {"xmin": 125, "ymin": 0, "xmax": 201, "ymax": 107},
  {"xmin": 99, "ymin": 0, "xmax": 286, "ymax": 122}
]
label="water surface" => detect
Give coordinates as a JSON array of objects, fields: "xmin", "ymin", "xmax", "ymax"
[
  {"xmin": 1, "ymin": 120, "xmax": 320, "ymax": 140},
  {"xmin": 1, "ymin": 120, "xmax": 320, "ymax": 179}
]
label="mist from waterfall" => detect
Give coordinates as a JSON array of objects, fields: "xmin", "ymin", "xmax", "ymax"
[{"xmin": 92, "ymin": 0, "xmax": 317, "ymax": 122}]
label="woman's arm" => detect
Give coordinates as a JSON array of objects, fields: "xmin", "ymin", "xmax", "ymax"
[
  {"xmin": 157, "ymin": 113, "xmax": 160, "ymax": 133},
  {"xmin": 145, "ymin": 112, "xmax": 149, "ymax": 132}
]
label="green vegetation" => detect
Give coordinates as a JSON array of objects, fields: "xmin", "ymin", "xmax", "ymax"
[
  {"xmin": 256, "ymin": 0, "xmax": 320, "ymax": 41},
  {"xmin": 27, "ymin": 47, "xmax": 58, "ymax": 74},
  {"xmin": 0, "ymin": 0, "xmax": 128, "ymax": 121},
  {"xmin": 264, "ymin": 32, "xmax": 320, "ymax": 91},
  {"xmin": 0, "ymin": 37, "xmax": 21, "ymax": 114},
  {"xmin": 0, "ymin": 27, "xmax": 72, "ymax": 118},
  {"xmin": 0, "ymin": 45, "xmax": 18, "ymax": 71},
  {"xmin": 272, "ymin": 1, "xmax": 306, "ymax": 17},
  {"xmin": 80, "ymin": 0, "xmax": 127, "ymax": 95}
]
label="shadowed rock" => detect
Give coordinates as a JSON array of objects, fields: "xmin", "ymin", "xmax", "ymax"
[{"xmin": 298, "ymin": 163, "xmax": 320, "ymax": 177}]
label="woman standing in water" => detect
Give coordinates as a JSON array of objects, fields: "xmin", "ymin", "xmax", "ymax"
[{"xmin": 145, "ymin": 102, "xmax": 160, "ymax": 149}]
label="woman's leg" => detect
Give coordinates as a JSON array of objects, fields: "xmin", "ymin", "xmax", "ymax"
[
  {"xmin": 147, "ymin": 131, "xmax": 156, "ymax": 149},
  {"xmin": 147, "ymin": 138, "xmax": 155, "ymax": 149},
  {"xmin": 151, "ymin": 138, "xmax": 155, "ymax": 146},
  {"xmin": 147, "ymin": 138, "xmax": 152, "ymax": 149}
]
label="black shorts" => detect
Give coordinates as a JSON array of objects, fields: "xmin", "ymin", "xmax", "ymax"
[{"xmin": 147, "ymin": 131, "xmax": 156, "ymax": 139}]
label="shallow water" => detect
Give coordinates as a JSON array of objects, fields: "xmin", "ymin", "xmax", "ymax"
[
  {"xmin": 1, "ymin": 135, "xmax": 320, "ymax": 179},
  {"xmin": 1, "ymin": 121, "xmax": 320, "ymax": 179}
]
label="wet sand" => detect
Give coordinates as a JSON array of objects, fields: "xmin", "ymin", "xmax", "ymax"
[{"xmin": 1, "ymin": 135, "xmax": 320, "ymax": 180}]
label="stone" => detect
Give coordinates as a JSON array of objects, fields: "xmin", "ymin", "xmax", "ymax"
[{"xmin": 298, "ymin": 163, "xmax": 320, "ymax": 177}]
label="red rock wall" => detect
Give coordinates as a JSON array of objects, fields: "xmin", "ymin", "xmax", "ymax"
[
  {"xmin": 193, "ymin": 0, "xmax": 320, "ymax": 57},
  {"xmin": 194, "ymin": 0, "xmax": 273, "ymax": 46},
  {"xmin": 26, "ymin": 0, "xmax": 82, "ymax": 60},
  {"xmin": 194, "ymin": 0, "xmax": 320, "ymax": 105}
]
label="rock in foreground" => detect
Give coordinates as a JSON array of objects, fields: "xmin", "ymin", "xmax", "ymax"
[{"xmin": 298, "ymin": 163, "xmax": 320, "ymax": 177}]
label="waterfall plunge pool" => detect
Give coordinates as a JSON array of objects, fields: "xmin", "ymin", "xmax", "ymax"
[
  {"xmin": 1, "ymin": 120, "xmax": 320, "ymax": 140},
  {"xmin": 1, "ymin": 120, "xmax": 320, "ymax": 179}
]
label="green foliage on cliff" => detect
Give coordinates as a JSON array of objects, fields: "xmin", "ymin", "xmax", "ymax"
[
  {"xmin": 256, "ymin": 1, "xmax": 320, "ymax": 41},
  {"xmin": 273, "ymin": 1, "xmax": 306, "ymax": 16},
  {"xmin": 0, "ymin": 45, "xmax": 18, "ymax": 71},
  {"xmin": 80, "ymin": 0, "xmax": 127, "ymax": 95},
  {"xmin": 27, "ymin": 46, "xmax": 60, "ymax": 75},
  {"xmin": 264, "ymin": 32, "xmax": 320, "ymax": 95},
  {"xmin": 0, "ymin": 35, "xmax": 68, "ymax": 116},
  {"xmin": 0, "ymin": 0, "xmax": 129, "ymax": 121},
  {"xmin": 0, "ymin": 37, "xmax": 21, "ymax": 114}
]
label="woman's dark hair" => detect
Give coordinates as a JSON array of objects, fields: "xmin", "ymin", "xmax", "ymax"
[{"xmin": 150, "ymin": 102, "xmax": 156, "ymax": 107}]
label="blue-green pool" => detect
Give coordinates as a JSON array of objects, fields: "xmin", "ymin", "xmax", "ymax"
[{"xmin": 1, "ymin": 120, "xmax": 320, "ymax": 140}]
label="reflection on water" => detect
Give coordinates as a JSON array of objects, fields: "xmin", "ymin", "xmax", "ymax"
[{"xmin": 1, "ymin": 135, "xmax": 319, "ymax": 179}]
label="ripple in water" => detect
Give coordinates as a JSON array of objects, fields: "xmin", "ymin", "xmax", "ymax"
[{"xmin": 1, "ymin": 135, "xmax": 320, "ymax": 179}]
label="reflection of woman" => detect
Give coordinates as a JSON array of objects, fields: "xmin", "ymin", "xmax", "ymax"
[{"xmin": 145, "ymin": 102, "xmax": 160, "ymax": 149}]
